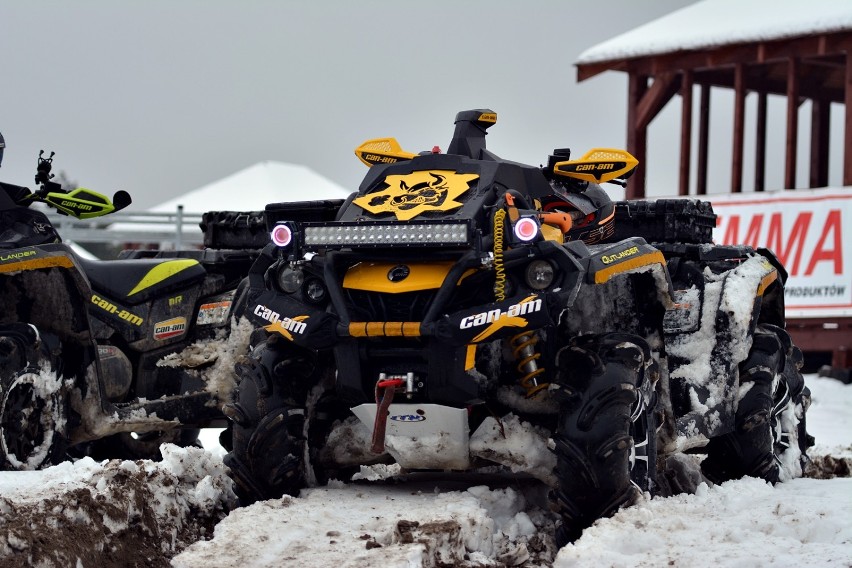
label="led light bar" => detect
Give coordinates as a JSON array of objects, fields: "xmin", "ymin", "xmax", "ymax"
[{"xmin": 303, "ymin": 220, "xmax": 471, "ymax": 249}]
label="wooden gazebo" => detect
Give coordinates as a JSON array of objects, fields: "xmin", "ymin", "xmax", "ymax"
[
  {"xmin": 575, "ymin": 0, "xmax": 852, "ymax": 373},
  {"xmin": 575, "ymin": 1, "xmax": 852, "ymax": 199}
]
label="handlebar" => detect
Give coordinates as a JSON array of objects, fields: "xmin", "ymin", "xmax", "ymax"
[{"xmin": 26, "ymin": 150, "xmax": 132, "ymax": 219}]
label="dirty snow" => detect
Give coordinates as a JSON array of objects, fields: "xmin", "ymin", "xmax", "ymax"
[
  {"xmin": 0, "ymin": 374, "xmax": 849, "ymax": 567},
  {"xmin": 157, "ymin": 317, "xmax": 253, "ymax": 404}
]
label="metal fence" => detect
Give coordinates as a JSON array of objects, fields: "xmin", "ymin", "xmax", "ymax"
[{"xmin": 46, "ymin": 206, "xmax": 205, "ymax": 248}]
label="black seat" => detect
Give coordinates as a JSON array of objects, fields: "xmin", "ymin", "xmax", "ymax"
[{"xmin": 76, "ymin": 256, "xmax": 206, "ymax": 305}]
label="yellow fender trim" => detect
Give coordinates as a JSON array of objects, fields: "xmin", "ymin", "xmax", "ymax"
[
  {"xmin": 0, "ymin": 256, "xmax": 75, "ymax": 273},
  {"xmin": 594, "ymin": 251, "xmax": 667, "ymax": 284}
]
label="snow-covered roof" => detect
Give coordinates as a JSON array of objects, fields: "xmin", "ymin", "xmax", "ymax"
[
  {"xmin": 150, "ymin": 160, "xmax": 350, "ymax": 213},
  {"xmin": 577, "ymin": 0, "xmax": 852, "ymax": 65}
]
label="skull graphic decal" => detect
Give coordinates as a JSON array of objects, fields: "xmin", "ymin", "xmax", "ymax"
[{"xmin": 353, "ymin": 170, "xmax": 479, "ymax": 221}]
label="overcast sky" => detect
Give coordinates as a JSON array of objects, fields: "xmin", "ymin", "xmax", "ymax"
[{"xmin": 6, "ymin": 0, "xmax": 827, "ymax": 212}]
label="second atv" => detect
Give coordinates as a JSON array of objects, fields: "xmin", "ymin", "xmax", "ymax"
[{"xmin": 0, "ymin": 150, "xmax": 257, "ymax": 466}]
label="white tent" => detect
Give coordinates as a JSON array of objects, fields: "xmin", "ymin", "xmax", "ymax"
[
  {"xmin": 148, "ymin": 160, "xmax": 351, "ymax": 214},
  {"xmin": 108, "ymin": 161, "xmax": 352, "ymax": 246}
]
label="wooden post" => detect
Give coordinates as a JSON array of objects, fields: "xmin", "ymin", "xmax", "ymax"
[
  {"xmin": 732, "ymin": 63, "xmax": 746, "ymax": 192},
  {"xmin": 755, "ymin": 91, "xmax": 767, "ymax": 191},
  {"xmin": 697, "ymin": 84, "xmax": 711, "ymax": 195},
  {"xmin": 785, "ymin": 57, "xmax": 800, "ymax": 189},
  {"xmin": 810, "ymin": 100, "xmax": 831, "ymax": 188},
  {"xmin": 679, "ymin": 70, "xmax": 693, "ymax": 196},
  {"xmin": 627, "ymin": 73, "xmax": 649, "ymax": 199}
]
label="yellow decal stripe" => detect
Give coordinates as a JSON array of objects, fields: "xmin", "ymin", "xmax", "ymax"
[
  {"xmin": 0, "ymin": 256, "xmax": 75, "ymax": 273},
  {"xmin": 471, "ymin": 315, "xmax": 528, "ymax": 343},
  {"xmin": 594, "ymin": 251, "xmax": 667, "ymax": 284},
  {"xmin": 348, "ymin": 322, "xmax": 421, "ymax": 338},
  {"xmin": 127, "ymin": 260, "xmax": 200, "ymax": 297},
  {"xmin": 465, "ymin": 345, "xmax": 477, "ymax": 371}
]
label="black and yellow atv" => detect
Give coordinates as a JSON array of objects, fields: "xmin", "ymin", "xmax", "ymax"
[{"xmin": 224, "ymin": 110, "xmax": 811, "ymax": 544}]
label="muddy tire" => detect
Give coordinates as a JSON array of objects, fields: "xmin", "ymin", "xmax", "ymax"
[
  {"xmin": 610, "ymin": 199, "xmax": 716, "ymax": 244},
  {"xmin": 772, "ymin": 339, "xmax": 813, "ymax": 479},
  {"xmin": 701, "ymin": 324, "xmax": 810, "ymax": 484},
  {"xmin": 0, "ymin": 324, "xmax": 69, "ymax": 470},
  {"xmin": 223, "ymin": 335, "xmax": 316, "ymax": 504},
  {"xmin": 306, "ymin": 393, "xmax": 360, "ymax": 486},
  {"xmin": 551, "ymin": 333, "xmax": 657, "ymax": 544},
  {"xmin": 200, "ymin": 210, "xmax": 267, "ymax": 250}
]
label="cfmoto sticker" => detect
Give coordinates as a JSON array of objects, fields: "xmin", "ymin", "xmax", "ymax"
[
  {"xmin": 153, "ymin": 317, "xmax": 187, "ymax": 341},
  {"xmin": 353, "ymin": 170, "xmax": 479, "ymax": 221}
]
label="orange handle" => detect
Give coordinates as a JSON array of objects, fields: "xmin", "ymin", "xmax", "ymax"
[{"xmin": 540, "ymin": 212, "xmax": 573, "ymax": 233}]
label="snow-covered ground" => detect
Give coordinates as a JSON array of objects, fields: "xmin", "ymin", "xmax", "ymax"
[{"xmin": 0, "ymin": 375, "xmax": 849, "ymax": 567}]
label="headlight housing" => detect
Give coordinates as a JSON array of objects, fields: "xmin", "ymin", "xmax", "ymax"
[
  {"xmin": 276, "ymin": 265, "xmax": 304, "ymax": 293},
  {"xmin": 525, "ymin": 260, "xmax": 555, "ymax": 290}
]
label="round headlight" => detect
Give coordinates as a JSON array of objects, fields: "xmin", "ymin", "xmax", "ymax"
[
  {"xmin": 270, "ymin": 223, "xmax": 293, "ymax": 247},
  {"xmin": 513, "ymin": 217, "xmax": 539, "ymax": 242},
  {"xmin": 305, "ymin": 278, "xmax": 327, "ymax": 303},
  {"xmin": 277, "ymin": 266, "xmax": 304, "ymax": 293},
  {"xmin": 525, "ymin": 260, "xmax": 555, "ymax": 290}
]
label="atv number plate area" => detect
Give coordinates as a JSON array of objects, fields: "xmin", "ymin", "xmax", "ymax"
[{"xmin": 351, "ymin": 404, "xmax": 470, "ymax": 470}]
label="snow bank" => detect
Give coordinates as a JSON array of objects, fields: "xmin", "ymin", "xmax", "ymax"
[
  {"xmin": 555, "ymin": 477, "xmax": 852, "ymax": 567},
  {"xmin": 0, "ymin": 446, "xmax": 236, "ymax": 567},
  {"xmin": 174, "ymin": 484, "xmax": 555, "ymax": 568}
]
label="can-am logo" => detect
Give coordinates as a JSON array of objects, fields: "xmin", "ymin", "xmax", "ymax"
[
  {"xmin": 459, "ymin": 297, "xmax": 542, "ymax": 329},
  {"xmin": 390, "ymin": 414, "xmax": 425, "ymax": 422},
  {"xmin": 254, "ymin": 304, "xmax": 308, "ymax": 341},
  {"xmin": 153, "ymin": 317, "xmax": 187, "ymax": 340}
]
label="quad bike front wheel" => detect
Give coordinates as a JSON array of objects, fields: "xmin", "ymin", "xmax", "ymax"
[
  {"xmin": 551, "ymin": 333, "xmax": 658, "ymax": 545},
  {"xmin": 702, "ymin": 324, "xmax": 812, "ymax": 484},
  {"xmin": 0, "ymin": 324, "xmax": 69, "ymax": 470},
  {"xmin": 223, "ymin": 335, "xmax": 315, "ymax": 504}
]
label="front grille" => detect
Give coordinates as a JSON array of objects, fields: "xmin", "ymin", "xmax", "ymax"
[{"xmin": 345, "ymin": 289, "xmax": 436, "ymax": 322}]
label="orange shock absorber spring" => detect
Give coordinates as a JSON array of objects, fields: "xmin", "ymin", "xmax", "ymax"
[{"xmin": 510, "ymin": 331, "xmax": 549, "ymax": 398}]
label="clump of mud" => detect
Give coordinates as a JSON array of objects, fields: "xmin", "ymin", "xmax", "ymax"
[
  {"xmin": 804, "ymin": 451, "xmax": 852, "ymax": 479},
  {"xmin": 0, "ymin": 446, "xmax": 236, "ymax": 568}
]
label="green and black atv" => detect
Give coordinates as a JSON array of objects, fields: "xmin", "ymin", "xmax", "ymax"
[
  {"xmin": 0, "ymin": 150, "xmax": 258, "ymax": 467},
  {"xmin": 224, "ymin": 110, "xmax": 812, "ymax": 544}
]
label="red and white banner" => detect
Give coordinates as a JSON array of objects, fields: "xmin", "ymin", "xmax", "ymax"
[{"xmin": 707, "ymin": 188, "xmax": 851, "ymax": 318}]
